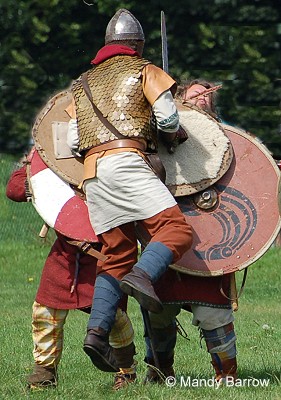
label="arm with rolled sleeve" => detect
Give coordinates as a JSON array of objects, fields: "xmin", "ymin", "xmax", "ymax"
[
  {"xmin": 65, "ymin": 99, "xmax": 82, "ymax": 156},
  {"xmin": 67, "ymin": 118, "xmax": 79, "ymax": 151},
  {"xmin": 142, "ymin": 64, "xmax": 188, "ymax": 153},
  {"xmin": 152, "ymin": 90, "xmax": 179, "ymax": 133}
]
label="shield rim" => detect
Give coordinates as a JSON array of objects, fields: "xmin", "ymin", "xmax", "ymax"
[
  {"xmin": 164, "ymin": 103, "xmax": 234, "ymax": 196},
  {"xmin": 167, "ymin": 145, "xmax": 233, "ymax": 197},
  {"xmin": 32, "ymin": 89, "xmax": 83, "ymax": 187}
]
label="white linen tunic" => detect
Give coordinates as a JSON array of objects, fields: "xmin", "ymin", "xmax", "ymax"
[{"xmin": 84, "ymin": 151, "xmax": 177, "ymax": 235}]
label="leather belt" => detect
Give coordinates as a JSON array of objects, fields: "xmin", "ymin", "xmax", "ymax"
[
  {"xmin": 66, "ymin": 240, "xmax": 107, "ymax": 261},
  {"xmin": 85, "ymin": 139, "xmax": 146, "ymax": 158}
]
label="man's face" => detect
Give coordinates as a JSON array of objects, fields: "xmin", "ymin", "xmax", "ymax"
[{"xmin": 182, "ymin": 84, "xmax": 212, "ymax": 113}]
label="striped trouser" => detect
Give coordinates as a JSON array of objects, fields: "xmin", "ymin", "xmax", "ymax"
[
  {"xmin": 202, "ymin": 322, "xmax": 237, "ymax": 361},
  {"xmin": 31, "ymin": 302, "xmax": 134, "ymax": 367}
]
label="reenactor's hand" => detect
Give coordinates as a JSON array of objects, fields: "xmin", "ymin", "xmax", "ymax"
[
  {"xmin": 175, "ymin": 125, "xmax": 188, "ymax": 144},
  {"xmin": 160, "ymin": 125, "xmax": 189, "ymax": 154}
]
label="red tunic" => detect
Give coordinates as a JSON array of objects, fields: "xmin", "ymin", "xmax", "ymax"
[
  {"xmin": 6, "ymin": 168, "xmax": 27, "ymax": 202},
  {"xmin": 155, "ymin": 268, "xmax": 231, "ymax": 309},
  {"xmin": 36, "ymin": 234, "xmax": 97, "ymax": 310}
]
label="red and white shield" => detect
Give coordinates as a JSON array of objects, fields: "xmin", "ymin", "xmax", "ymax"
[{"xmin": 28, "ymin": 150, "xmax": 98, "ymax": 243}]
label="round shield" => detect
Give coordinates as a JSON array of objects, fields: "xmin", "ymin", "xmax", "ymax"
[
  {"xmin": 169, "ymin": 125, "xmax": 281, "ymax": 276},
  {"xmin": 28, "ymin": 149, "xmax": 98, "ymax": 243},
  {"xmin": 32, "ymin": 90, "xmax": 84, "ymax": 186},
  {"xmin": 158, "ymin": 103, "xmax": 233, "ymax": 196}
]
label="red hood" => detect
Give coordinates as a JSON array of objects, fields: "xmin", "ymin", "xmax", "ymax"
[{"xmin": 91, "ymin": 44, "xmax": 140, "ymax": 65}]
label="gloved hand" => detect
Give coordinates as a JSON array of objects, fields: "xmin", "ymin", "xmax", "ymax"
[
  {"xmin": 175, "ymin": 125, "xmax": 188, "ymax": 144},
  {"xmin": 160, "ymin": 125, "xmax": 189, "ymax": 154}
]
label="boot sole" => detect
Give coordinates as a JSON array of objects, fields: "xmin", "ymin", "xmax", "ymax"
[
  {"xmin": 120, "ymin": 281, "xmax": 163, "ymax": 314},
  {"xmin": 83, "ymin": 344, "xmax": 119, "ymax": 372}
]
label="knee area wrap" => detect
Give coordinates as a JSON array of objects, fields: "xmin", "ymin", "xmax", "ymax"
[{"xmin": 202, "ymin": 322, "xmax": 236, "ymax": 355}]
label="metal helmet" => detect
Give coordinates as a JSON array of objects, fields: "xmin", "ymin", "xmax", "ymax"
[{"xmin": 105, "ymin": 9, "xmax": 145, "ymax": 44}]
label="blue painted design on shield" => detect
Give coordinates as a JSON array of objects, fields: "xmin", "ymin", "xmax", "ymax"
[{"xmin": 177, "ymin": 185, "xmax": 257, "ymax": 261}]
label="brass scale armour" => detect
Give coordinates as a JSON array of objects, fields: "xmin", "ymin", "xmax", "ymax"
[{"xmin": 72, "ymin": 56, "xmax": 157, "ymax": 152}]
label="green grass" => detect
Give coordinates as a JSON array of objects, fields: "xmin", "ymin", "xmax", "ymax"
[{"xmin": 1, "ymin": 154, "xmax": 281, "ymax": 399}]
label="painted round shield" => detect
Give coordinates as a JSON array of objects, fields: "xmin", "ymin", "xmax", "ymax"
[
  {"xmin": 169, "ymin": 125, "xmax": 281, "ymax": 276},
  {"xmin": 32, "ymin": 90, "xmax": 84, "ymax": 186},
  {"xmin": 28, "ymin": 149, "xmax": 98, "ymax": 243},
  {"xmin": 158, "ymin": 103, "xmax": 233, "ymax": 196}
]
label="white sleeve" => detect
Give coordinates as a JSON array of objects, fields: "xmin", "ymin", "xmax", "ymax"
[
  {"xmin": 152, "ymin": 90, "xmax": 179, "ymax": 133},
  {"xmin": 66, "ymin": 118, "xmax": 79, "ymax": 150}
]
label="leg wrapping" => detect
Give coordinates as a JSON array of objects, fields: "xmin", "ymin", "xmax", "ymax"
[
  {"xmin": 88, "ymin": 274, "xmax": 123, "ymax": 332},
  {"xmin": 31, "ymin": 301, "xmax": 68, "ymax": 368}
]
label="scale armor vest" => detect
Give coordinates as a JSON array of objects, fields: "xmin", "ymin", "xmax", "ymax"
[{"xmin": 72, "ymin": 56, "xmax": 156, "ymax": 152}]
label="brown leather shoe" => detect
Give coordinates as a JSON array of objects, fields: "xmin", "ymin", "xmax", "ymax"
[
  {"xmin": 83, "ymin": 328, "xmax": 119, "ymax": 372},
  {"xmin": 120, "ymin": 267, "xmax": 163, "ymax": 313},
  {"xmin": 113, "ymin": 372, "xmax": 136, "ymax": 390},
  {"xmin": 27, "ymin": 364, "xmax": 57, "ymax": 389}
]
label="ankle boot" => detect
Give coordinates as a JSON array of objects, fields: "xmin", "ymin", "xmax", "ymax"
[
  {"xmin": 120, "ymin": 242, "xmax": 173, "ymax": 313},
  {"xmin": 144, "ymin": 355, "xmax": 175, "ymax": 384},
  {"xmin": 211, "ymin": 357, "xmax": 238, "ymax": 383},
  {"xmin": 120, "ymin": 266, "xmax": 163, "ymax": 313},
  {"xmin": 113, "ymin": 367, "xmax": 137, "ymax": 391},
  {"xmin": 112, "ymin": 343, "xmax": 137, "ymax": 390},
  {"xmin": 83, "ymin": 327, "xmax": 119, "ymax": 372},
  {"xmin": 113, "ymin": 342, "xmax": 136, "ymax": 368},
  {"xmin": 27, "ymin": 364, "xmax": 57, "ymax": 389}
]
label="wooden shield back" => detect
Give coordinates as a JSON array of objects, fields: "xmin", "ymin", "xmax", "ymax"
[{"xmin": 32, "ymin": 90, "xmax": 84, "ymax": 186}]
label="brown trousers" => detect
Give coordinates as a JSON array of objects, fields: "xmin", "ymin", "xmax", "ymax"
[{"xmin": 97, "ymin": 205, "xmax": 193, "ymax": 280}]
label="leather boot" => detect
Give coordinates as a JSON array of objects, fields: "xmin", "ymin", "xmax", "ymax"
[
  {"xmin": 144, "ymin": 356, "xmax": 175, "ymax": 384},
  {"xmin": 211, "ymin": 357, "xmax": 238, "ymax": 384},
  {"xmin": 112, "ymin": 343, "xmax": 137, "ymax": 390},
  {"xmin": 83, "ymin": 328, "xmax": 119, "ymax": 372},
  {"xmin": 120, "ymin": 266, "xmax": 163, "ymax": 313},
  {"xmin": 113, "ymin": 342, "xmax": 136, "ymax": 368},
  {"xmin": 27, "ymin": 364, "xmax": 57, "ymax": 389}
]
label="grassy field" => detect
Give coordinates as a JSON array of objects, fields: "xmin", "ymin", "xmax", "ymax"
[{"xmin": 1, "ymin": 154, "xmax": 281, "ymax": 399}]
